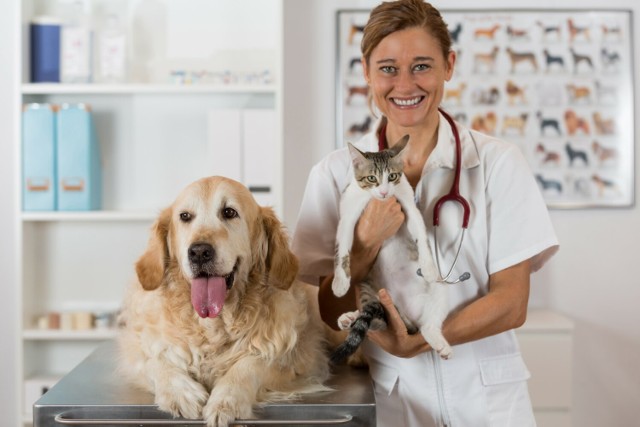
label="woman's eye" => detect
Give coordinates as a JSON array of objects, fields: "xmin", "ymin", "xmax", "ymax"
[
  {"xmin": 413, "ymin": 63, "xmax": 431, "ymax": 72},
  {"xmin": 223, "ymin": 208, "xmax": 238, "ymax": 219},
  {"xmin": 380, "ymin": 66, "xmax": 396, "ymax": 74},
  {"xmin": 367, "ymin": 176, "xmax": 377, "ymax": 183},
  {"xmin": 179, "ymin": 212, "xmax": 192, "ymax": 222}
]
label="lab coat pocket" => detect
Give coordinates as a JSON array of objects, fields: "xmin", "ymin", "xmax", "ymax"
[
  {"xmin": 369, "ymin": 362, "xmax": 399, "ymax": 396},
  {"xmin": 479, "ymin": 353, "xmax": 531, "ymax": 386}
]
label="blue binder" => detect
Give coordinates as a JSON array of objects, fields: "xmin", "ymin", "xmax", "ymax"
[
  {"xmin": 56, "ymin": 104, "xmax": 102, "ymax": 211},
  {"xmin": 30, "ymin": 17, "xmax": 61, "ymax": 83},
  {"xmin": 22, "ymin": 104, "xmax": 57, "ymax": 211}
]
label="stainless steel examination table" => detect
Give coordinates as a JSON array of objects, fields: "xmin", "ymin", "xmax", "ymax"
[{"xmin": 33, "ymin": 341, "xmax": 376, "ymax": 426}]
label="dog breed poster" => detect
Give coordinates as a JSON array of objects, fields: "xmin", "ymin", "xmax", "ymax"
[{"xmin": 337, "ymin": 9, "xmax": 634, "ymax": 208}]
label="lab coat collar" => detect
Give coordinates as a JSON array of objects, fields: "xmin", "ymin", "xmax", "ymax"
[
  {"xmin": 367, "ymin": 112, "xmax": 480, "ymax": 174},
  {"xmin": 425, "ymin": 111, "xmax": 480, "ymax": 174}
]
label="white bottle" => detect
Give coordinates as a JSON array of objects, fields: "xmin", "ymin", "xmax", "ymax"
[
  {"xmin": 95, "ymin": 14, "xmax": 127, "ymax": 83},
  {"xmin": 129, "ymin": 0, "xmax": 167, "ymax": 83},
  {"xmin": 60, "ymin": 0, "xmax": 92, "ymax": 83}
]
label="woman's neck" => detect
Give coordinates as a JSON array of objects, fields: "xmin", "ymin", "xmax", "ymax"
[{"xmin": 386, "ymin": 116, "xmax": 439, "ymax": 170}]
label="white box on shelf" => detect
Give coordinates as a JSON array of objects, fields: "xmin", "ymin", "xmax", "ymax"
[
  {"xmin": 207, "ymin": 109, "xmax": 242, "ymax": 182},
  {"xmin": 243, "ymin": 108, "xmax": 275, "ymax": 197},
  {"xmin": 24, "ymin": 376, "xmax": 62, "ymax": 415}
]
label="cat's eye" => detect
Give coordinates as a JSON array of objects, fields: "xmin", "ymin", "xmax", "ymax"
[
  {"xmin": 366, "ymin": 176, "xmax": 377, "ymax": 183},
  {"xmin": 179, "ymin": 212, "xmax": 192, "ymax": 222},
  {"xmin": 222, "ymin": 207, "xmax": 238, "ymax": 219},
  {"xmin": 388, "ymin": 172, "xmax": 400, "ymax": 182}
]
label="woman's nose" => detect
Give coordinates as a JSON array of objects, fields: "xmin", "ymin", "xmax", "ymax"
[{"xmin": 395, "ymin": 70, "xmax": 415, "ymax": 90}]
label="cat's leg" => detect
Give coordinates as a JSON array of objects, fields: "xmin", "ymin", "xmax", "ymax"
[
  {"xmin": 418, "ymin": 286, "xmax": 452, "ymax": 359},
  {"xmin": 332, "ymin": 193, "xmax": 370, "ymax": 297},
  {"xmin": 332, "ymin": 214, "xmax": 357, "ymax": 297},
  {"xmin": 396, "ymin": 188, "xmax": 438, "ymax": 283},
  {"xmin": 337, "ymin": 310, "xmax": 360, "ymax": 330}
]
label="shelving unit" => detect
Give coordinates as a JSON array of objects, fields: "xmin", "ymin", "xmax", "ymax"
[
  {"xmin": 15, "ymin": 1, "xmax": 283, "ymax": 425},
  {"xmin": 22, "ymin": 83, "xmax": 278, "ymax": 95}
]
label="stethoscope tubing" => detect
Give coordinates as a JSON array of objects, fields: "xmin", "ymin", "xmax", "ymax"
[{"xmin": 378, "ymin": 108, "xmax": 471, "ymax": 284}]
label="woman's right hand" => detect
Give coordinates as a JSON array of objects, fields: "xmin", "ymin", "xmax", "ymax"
[
  {"xmin": 353, "ymin": 196, "xmax": 405, "ymax": 257},
  {"xmin": 318, "ymin": 196, "xmax": 404, "ymax": 329}
]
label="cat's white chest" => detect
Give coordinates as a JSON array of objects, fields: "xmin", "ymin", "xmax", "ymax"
[{"xmin": 374, "ymin": 237, "xmax": 432, "ymax": 323}]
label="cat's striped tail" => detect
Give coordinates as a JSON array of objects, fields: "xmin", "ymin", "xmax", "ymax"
[{"xmin": 330, "ymin": 301, "xmax": 386, "ymax": 365}]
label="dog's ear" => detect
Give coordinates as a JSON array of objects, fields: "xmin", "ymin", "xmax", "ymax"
[
  {"xmin": 260, "ymin": 206, "xmax": 299, "ymax": 290},
  {"xmin": 136, "ymin": 207, "xmax": 172, "ymax": 291}
]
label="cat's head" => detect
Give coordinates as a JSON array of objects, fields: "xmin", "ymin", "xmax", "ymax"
[{"xmin": 348, "ymin": 135, "xmax": 409, "ymax": 200}]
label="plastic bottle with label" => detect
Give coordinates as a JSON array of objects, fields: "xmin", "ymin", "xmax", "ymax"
[
  {"xmin": 94, "ymin": 14, "xmax": 127, "ymax": 83},
  {"xmin": 60, "ymin": 0, "xmax": 93, "ymax": 83}
]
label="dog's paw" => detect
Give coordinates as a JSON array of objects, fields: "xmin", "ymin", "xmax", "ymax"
[
  {"xmin": 155, "ymin": 377, "xmax": 209, "ymax": 420},
  {"xmin": 337, "ymin": 310, "xmax": 359, "ymax": 330},
  {"xmin": 203, "ymin": 389, "xmax": 253, "ymax": 427},
  {"xmin": 332, "ymin": 272, "xmax": 350, "ymax": 297}
]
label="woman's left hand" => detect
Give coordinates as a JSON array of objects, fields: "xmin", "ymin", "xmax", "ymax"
[{"xmin": 367, "ymin": 289, "xmax": 431, "ymax": 358}]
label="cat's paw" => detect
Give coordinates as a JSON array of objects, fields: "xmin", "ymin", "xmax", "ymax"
[
  {"xmin": 436, "ymin": 343, "xmax": 453, "ymax": 360},
  {"xmin": 417, "ymin": 261, "xmax": 438, "ymax": 283},
  {"xmin": 332, "ymin": 271, "xmax": 350, "ymax": 297},
  {"xmin": 337, "ymin": 310, "xmax": 360, "ymax": 330}
]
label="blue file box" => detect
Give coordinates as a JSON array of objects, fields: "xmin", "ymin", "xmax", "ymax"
[
  {"xmin": 30, "ymin": 17, "xmax": 61, "ymax": 83},
  {"xmin": 22, "ymin": 104, "xmax": 57, "ymax": 211},
  {"xmin": 56, "ymin": 104, "xmax": 102, "ymax": 211}
]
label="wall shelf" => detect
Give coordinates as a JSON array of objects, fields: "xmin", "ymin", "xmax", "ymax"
[
  {"xmin": 21, "ymin": 211, "xmax": 157, "ymax": 222},
  {"xmin": 21, "ymin": 83, "xmax": 277, "ymax": 95},
  {"xmin": 22, "ymin": 329, "xmax": 118, "ymax": 341}
]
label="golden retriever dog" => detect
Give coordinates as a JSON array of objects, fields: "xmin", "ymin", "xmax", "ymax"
[{"xmin": 118, "ymin": 176, "xmax": 331, "ymax": 427}]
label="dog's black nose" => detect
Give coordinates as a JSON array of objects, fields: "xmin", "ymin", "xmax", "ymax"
[{"xmin": 188, "ymin": 243, "xmax": 214, "ymax": 265}]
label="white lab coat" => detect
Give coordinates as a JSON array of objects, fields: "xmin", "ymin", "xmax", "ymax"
[{"xmin": 291, "ymin": 112, "xmax": 559, "ymax": 427}]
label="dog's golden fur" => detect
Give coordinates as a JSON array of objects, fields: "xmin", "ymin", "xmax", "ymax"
[{"xmin": 118, "ymin": 176, "xmax": 330, "ymax": 427}]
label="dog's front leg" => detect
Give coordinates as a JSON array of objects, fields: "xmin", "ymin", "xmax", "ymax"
[
  {"xmin": 203, "ymin": 356, "xmax": 267, "ymax": 427},
  {"xmin": 147, "ymin": 356, "xmax": 209, "ymax": 420}
]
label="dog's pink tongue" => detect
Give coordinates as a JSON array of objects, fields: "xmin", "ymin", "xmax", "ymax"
[{"xmin": 191, "ymin": 277, "xmax": 227, "ymax": 318}]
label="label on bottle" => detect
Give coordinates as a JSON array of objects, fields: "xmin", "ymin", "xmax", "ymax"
[
  {"xmin": 98, "ymin": 34, "xmax": 126, "ymax": 82},
  {"xmin": 61, "ymin": 26, "xmax": 92, "ymax": 83}
]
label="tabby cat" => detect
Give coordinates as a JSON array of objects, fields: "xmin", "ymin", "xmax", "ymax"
[{"xmin": 330, "ymin": 135, "xmax": 452, "ymax": 364}]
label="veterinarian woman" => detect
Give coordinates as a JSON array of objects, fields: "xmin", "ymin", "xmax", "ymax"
[{"xmin": 291, "ymin": 0, "xmax": 559, "ymax": 426}]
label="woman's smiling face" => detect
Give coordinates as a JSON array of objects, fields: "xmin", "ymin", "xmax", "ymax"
[{"xmin": 363, "ymin": 26, "xmax": 455, "ymax": 130}]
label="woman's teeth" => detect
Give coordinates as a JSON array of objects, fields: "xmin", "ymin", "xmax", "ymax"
[{"xmin": 393, "ymin": 96, "xmax": 422, "ymax": 106}]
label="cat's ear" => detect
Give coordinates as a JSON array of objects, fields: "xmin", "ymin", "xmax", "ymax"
[
  {"xmin": 389, "ymin": 135, "xmax": 410, "ymax": 158},
  {"xmin": 348, "ymin": 142, "xmax": 367, "ymax": 168}
]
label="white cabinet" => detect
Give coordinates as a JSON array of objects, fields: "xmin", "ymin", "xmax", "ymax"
[
  {"xmin": 516, "ymin": 310, "xmax": 575, "ymax": 427},
  {"xmin": 16, "ymin": 1, "xmax": 283, "ymax": 425}
]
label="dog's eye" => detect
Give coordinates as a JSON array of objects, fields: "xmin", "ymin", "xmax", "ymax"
[
  {"xmin": 179, "ymin": 212, "xmax": 192, "ymax": 222},
  {"xmin": 223, "ymin": 208, "xmax": 238, "ymax": 219}
]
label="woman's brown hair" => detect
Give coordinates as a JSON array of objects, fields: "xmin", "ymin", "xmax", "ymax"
[{"xmin": 361, "ymin": 0, "xmax": 452, "ymax": 65}]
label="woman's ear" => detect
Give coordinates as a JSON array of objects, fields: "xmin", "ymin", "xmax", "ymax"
[
  {"xmin": 135, "ymin": 207, "xmax": 172, "ymax": 290},
  {"xmin": 361, "ymin": 57, "xmax": 370, "ymax": 84},
  {"xmin": 445, "ymin": 50, "xmax": 456, "ymax": 81},
  {"xmin": 260, "ymin": 206, "xmax": 299, "ymax": 290}
]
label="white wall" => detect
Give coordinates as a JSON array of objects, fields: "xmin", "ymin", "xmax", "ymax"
[
  {"xmin": 282, "ymin": 0, "xmax": 640, "ymax": 426},
  {"xmin": 0, "ymin": 0, "xmax": 19, "ymax": 425}
]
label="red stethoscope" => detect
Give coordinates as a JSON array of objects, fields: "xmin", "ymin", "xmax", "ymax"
[{"xmin": 378, "ymin": 108, "xmax": 471, "ymax": 284}]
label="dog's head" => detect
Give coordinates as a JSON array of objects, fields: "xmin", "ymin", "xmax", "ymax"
[{"xmin": 135, "ymin": 176, "xmax": 298, "ymax": 319}]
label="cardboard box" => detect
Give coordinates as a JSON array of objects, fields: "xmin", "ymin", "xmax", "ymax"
[
  {"xmin": 22, "ymin": 103, "xmax": 57, "ymax": 211},
  {"xmin": 56, "ymin": 104, "xmax": 102, "ymax": 210}
]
